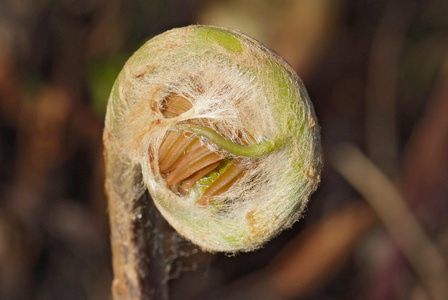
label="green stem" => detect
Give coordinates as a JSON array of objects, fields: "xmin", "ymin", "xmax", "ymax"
[{"xmin": 175, "ymin": 124, "xmax": 282, "ymax": 157}]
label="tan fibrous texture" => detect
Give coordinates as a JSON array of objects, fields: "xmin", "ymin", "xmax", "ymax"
[{"xmin": 104, "ymin": 25, "xmax": 322, "ymax": 252}]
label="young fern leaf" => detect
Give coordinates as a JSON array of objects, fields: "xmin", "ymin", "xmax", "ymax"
[{"xmin": 104, "ymin": 25, "xmax": 322, "ymax": 256}]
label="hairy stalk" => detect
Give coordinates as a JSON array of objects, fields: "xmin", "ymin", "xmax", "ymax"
[{"xmin": 104, "ymin": 25, "xmax": 322, "ymax": 299}]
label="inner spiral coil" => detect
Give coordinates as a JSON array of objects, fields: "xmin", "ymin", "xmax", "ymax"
[{"xmin": 152, "ymin": 93, "xmax": 247, "ymax": 205}]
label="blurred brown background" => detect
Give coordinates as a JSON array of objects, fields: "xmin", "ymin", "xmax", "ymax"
[{"xmin": 1, "ymin": 0, "xmax": 448, "ymax": 299}]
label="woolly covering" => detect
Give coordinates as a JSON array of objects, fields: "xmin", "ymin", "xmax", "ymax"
[{"xmin": 104, "ymin": 25, "xmax": 322, "ymax": 252}]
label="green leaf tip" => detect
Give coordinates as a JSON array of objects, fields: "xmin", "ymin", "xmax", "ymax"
[{"xmin": 194, "ymin": 26, "xmax": 243, "ymax": 53}]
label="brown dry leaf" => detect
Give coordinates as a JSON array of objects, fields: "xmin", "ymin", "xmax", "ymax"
[
  {"xmin": 401, "ymin": 56, "xmax": 448, "ymax": 214},
  {"xmin": 0, "ymin": 49, "xmax": 21, "ymax": 127},
  {"xmin": 268, "ymin": 201, "xmax": 376, "ymax": 298},
  {"xmin": 12, "ymin": 87, "xmax": 72, "ymax": 217}
]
